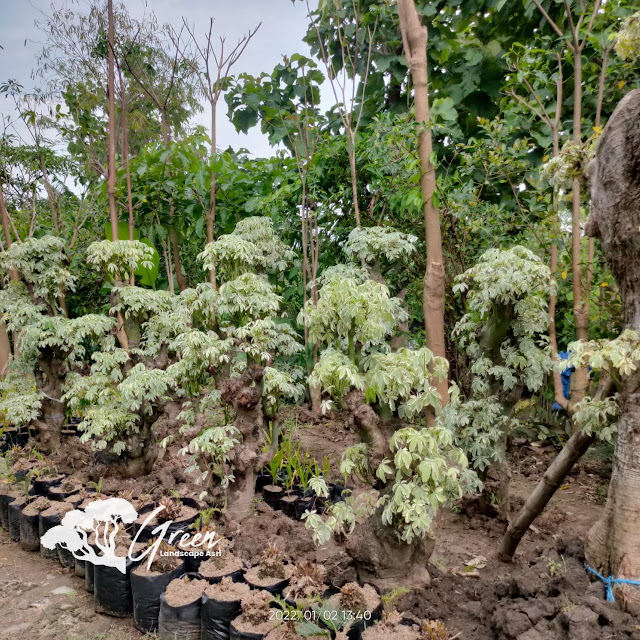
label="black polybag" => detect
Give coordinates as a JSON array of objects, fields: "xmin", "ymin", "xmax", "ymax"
[
  {"xmin": 158, "ymin": 590, "xmax": 202, "ymax": 640},
  {"xmin": 131, "ymin": 562, "xmax": 185, "ymax": 633},
  {"xmin": 39, "ymin": 510, "xmax": 63, "ymax": 560},
  {"xmin": 19, "ymin": 510, "xmax": 40, "ymax": 551},
  {"xmin": 85, "ymin": 561, "xmax": 95, "ymax": 593},
  {"xmin": 229, "ymin": 618, "xmax": 267, "ymax": 640},
  {"xmin": 201, "ymin": 592, "xmax": 243, "ymax": 640},
  {"xmin": 0, "ymin": 487, "xmax": 15, "ymax": 530},
  {"xmin": 8, "ymin": 496, "xmax": 27, "ymax": 541},
  {"xmin": 94, "ymin": 557, "xmax": 139, "ymax": 617}
]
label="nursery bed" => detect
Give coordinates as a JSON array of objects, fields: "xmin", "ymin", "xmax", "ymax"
[{"xmin": 0, "ymin": 429, "xmax": 638, "ymax": 640}]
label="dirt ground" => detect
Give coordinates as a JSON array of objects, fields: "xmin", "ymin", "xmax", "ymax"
[{"xmin": 1, "ymin": 430, "xmax": 639, "ymax": 640}]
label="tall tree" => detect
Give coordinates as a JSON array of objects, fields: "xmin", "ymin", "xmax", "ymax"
[{"xmin": 173, "ymin": 18, "xmax": 260, "ymax": 288}]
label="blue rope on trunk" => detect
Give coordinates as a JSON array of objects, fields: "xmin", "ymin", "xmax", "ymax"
[{"xmin": 585, "ymin": 564, "xmax": 640, "ymax": 603}]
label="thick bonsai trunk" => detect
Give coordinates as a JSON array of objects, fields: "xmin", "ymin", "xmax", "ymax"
[
  {"xmin": 342, "ymin": 392, "xmax": 433, "ymax": 589},
  {"xmin": 33, "ymin": 350, "xmax": 67, "ymax": 453},
  {"xmin": 583, "ymin": 89, "xmax": 640, "ymax": 613},
  {"xmin": 94, "ymin": 419, "xmax": 158, "ymax": 478},
  {"xmin": 220, "ymin": 366, "xmax": 275, "ymax": 522},
  {"xmin": 345, "ymin": 507, "xmax": 434, "ymax": 591}
]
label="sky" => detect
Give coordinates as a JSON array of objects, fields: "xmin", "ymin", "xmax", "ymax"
[{"xmin": 0, "ymin": 0, "xmax": 319, "ymax": 158}]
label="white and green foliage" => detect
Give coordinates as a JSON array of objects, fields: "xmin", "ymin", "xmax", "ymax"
[
  {"xmin": 86, "ymin": 240, "xmax": 155, "ymax": 282},
  {"xmin": 302, "ymin": 270, "xmax": 474, "ymax": 547},
  {"xmin": 309, "ymin": 264, "xmax": 368, "ymax": 292},
  {"xmin": 199, "ymin": 235, "xmax": 262, "ymax": 281},
  {"xmin": 563, "ymin": 330, "xmax": 640, "ymax": 442},
  {"xmin": 566, "ymin": 330, "xmax": 640, "ymax": 379},
  {"xmin": 182, "ymin": 423, "xmax": 240, "ymax": 489},
  {"xmin": 217, "ymin": 273, "xmax": 282, "ymax": 323},
  {"xmin": 0, "ymin": 236, "xmax": 74, "ymax": 308},
  {"xmin": 300, "ymin": 275, "xmax": 405, "ymax": 351},
  {"xmin": 225, "ymin": 318, "xmax": 302, "ymax": 364},
  {"xmin": 198, "ymin": 216, "xmax": 294, "ymax": 280},
  {"xmin": 572, "ymin": 396, "xmax": 619, "ymax": 443},
  {"xmin": 344, "ymin": 226, "xmax": 417, "ymax": 265},
  {"xmin": 451, "ymin": 247, "xmax": 553, "ymax": 470},
  {"xmin": 303, "ymin": 491, "xmax": 378, "ymax": 546},
  {"xmin": 64, "ymin": 353, "xmax": 170, "ymax": 454},
  {"xmin": 375, "ymin": 426, "xmax": 479, "ymax": 543},
  {"xmin": 363, "ymin": 348, "xmax": 448, "ymax": 417},
  {"xmin": 263, "ymin": 365, "xmax": 305, "ymax": 413},
  {"xmin": 438, "ymin": 385, "xmax": 507, "ymax": 471},
  {"xmin": 20, "ymin": 314, "xmax": 115, "ymax": 365},
  {"xmin": 112, "ymin": 286, "xmax": 175, "ymax": 321},
  {"xmin": 0, "ymin": 282, "xmax": 46, "ymax": 332},
  {"xmin": 539, "ymin": 138, "xmax": 597, "ymax": 190},
  {"xmin": 232, "ymin": 216, "xmax": 296, "ymax": 274},
  {"xmin": 180, "ymin": 218, "xmax": 303, "ymax": 490},
  {"xmin": 339, "ymin": 443, "xmax": 371, "ymax": 483},
  {"xmin": 0, "ymin": 362, "xmax": 42, "ymax": 427},
  {"xmin": 615, "ymin": 10, "xmax": 640, "ymax": 61},
  {"xmin": 309, "ymin": 348, "xmax": 365, "ymax": 400}
]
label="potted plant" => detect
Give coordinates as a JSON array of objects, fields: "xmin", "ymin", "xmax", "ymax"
[{"xmin": 244, "ymin": 543, "xmax": 292, "ymax": 595}]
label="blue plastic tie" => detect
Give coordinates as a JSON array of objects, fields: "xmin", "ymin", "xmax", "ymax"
[{"xmin": 585, "ymin": 564, "xmax": 640, "ymax": 602}]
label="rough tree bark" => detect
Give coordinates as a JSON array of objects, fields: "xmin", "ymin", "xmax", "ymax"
[
  {"xmin": 33, "ymin": 347, "xmax": 68, "ymax": 453},
  {"xmin": 397, "ymin": 0, "xmax": 448, "ymax": 407},
  {"xmin": 583, "ymin": 89, "xmax": 640, "ymax": 614},
  {"xmin": 220, "ymin": 366, "xmax": 278, "ymax": 523}
]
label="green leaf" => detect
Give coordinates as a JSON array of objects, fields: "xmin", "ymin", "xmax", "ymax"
[
  {"xmin": 135, "ymin": 238, "xmax": 160, "ymax": 287},
  {"xmin": 104, "ymin": 222, "xmax": 140, "ymax": 241}
]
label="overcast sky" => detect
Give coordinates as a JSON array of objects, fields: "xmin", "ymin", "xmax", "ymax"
[{"xmin": 0, "ymin": 0, "xmax": 319, "ymax": 157}]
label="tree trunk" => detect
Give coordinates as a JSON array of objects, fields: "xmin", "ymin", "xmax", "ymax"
[
  {"xmin": 345, "ymin": 508, "xmax": 434, "ymax": 591},
  {"xmin": 568, "ymin": 49, "xmax": 590, "ymax": 412},
  {"xmin": 583, "ymin": 88, "xmax": 640, "ymax": 614},
  {"xmin": 33, "ymin": 349, "xmax": 68, "ymax": 453},
  {"xmin": 0, "ymin": 321, "xmax": 11, "ymax": 377},
  {"xmin": 342, "ymin": 391, "xmax": 434, "ymax": 590},
  {"xmin": 171, "ymin": 226, "xmax": 187, "ymax": 292},
  {"xmin": 118, "ymin": 67, "xmax": 136, "ymax": 284},
  {"xmin": 499, "ymin": 375, "xmax": 615, "ymax": 562},
  {"xmin": 208, "ymin": 99, "xmax": 217, "ymax": 289},
  {"xmin": 219, "ymin": 366, "xmax": 272, "ymax": 523},
  {"xmin": 0, "ymin": 183, "xmax": 17, "ymax": 371},
  {"xmin": 397, "ymin": 0, "xmax": 448, "ymax": 407},
  {"xmin": 106, "ymin": 0, "xmax": 118, "ymax": 243}
]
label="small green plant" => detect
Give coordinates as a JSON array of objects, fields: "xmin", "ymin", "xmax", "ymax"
[
  {"xmin": 547, "ymin": 556, "xmax": 566, "ymax": 578},
  {"xmin": 381, "ymin": 587, "xmax": 409, "ymax": 613},
  {"xmin": 86, "ymin": 477, "xmax": 104, "ymax": 495}
]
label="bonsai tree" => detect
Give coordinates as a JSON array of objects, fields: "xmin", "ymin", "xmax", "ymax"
[
  {"xmin": 300, "ymin": 269, "xmax": 477, "ymax": 589},
  {"xmin": 0, "ymin": 236, "xmax": 114, "ymax": 451},
  {"xmin": 63, "ymin": 239, "xmax": 183, "ymax": 476},
  {"xmin": 447, "ymin": 246, "xmax": 554, "ymax": 515},
  {"xmin": 173, "ymin": 217, "xmax": 303, "ymax": 521}
]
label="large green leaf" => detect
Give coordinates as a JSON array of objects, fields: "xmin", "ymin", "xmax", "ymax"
[
  {"xmin": 104, "ymin": 221, "xmax": 140, "ymax": 241},
  {"xmin": 135, "ymin": 238, "xmax": 160, "ymax": 287}
]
